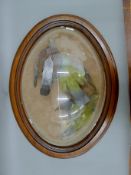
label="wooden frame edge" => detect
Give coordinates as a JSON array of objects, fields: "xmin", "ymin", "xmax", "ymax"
[
  {"xmin": 9, "ymin": 14, "xmax": 119, "ymax": 158},
  {"xmin": 123, "ymin": 0, "xmax": 131, "ymax": 174}
]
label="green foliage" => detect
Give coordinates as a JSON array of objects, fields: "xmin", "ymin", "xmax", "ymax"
[
  {"xmin": 73, "ymin": 94, "xmax": 98, "ymax": 131},
  {"xmin": 59, "ymin": 64, "xmax": 98, "ymax": 133},
  {"xmin": 59, "ymin": 65, "xmax": 86, "ymax": 93}
]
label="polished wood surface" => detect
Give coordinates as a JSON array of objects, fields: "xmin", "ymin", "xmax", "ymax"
[
  {"xmin": 9, "ymin": 14, "xmax": 118, "ymax": 158},
  {"xmin": 123, "ymin": 0, "xmax": 131, "ymax": 174},
  {"xmin": 123, "ymin": 0, "xmax": 131, "ymax": 110}
]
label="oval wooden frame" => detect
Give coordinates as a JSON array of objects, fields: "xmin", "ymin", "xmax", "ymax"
[{"xmin": 9, "ymin": 14, "xmax": 119, "ymax": 158}]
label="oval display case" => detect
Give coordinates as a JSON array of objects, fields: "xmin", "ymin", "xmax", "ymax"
[{"xmin": 9, "ymin": 14, "xmax": 119, "ymax": 158}]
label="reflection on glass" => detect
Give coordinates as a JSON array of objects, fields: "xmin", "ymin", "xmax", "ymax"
[
  {"xmin": 33, "ymin": 38, "xmax": 98, "ymax": 137},
  {"xmin": 21, "ymin": 26, "xmax": 106, "ymax": 146}
]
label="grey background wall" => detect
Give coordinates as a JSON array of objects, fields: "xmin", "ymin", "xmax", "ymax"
[{"xmin": 0, "ymin": 0, "xmax": 130, "ymax": 175}]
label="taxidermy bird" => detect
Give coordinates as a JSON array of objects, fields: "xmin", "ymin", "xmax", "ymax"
[{"xmin": 34, "ymin": 39, "xmax": 98, "ymax": 134}]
